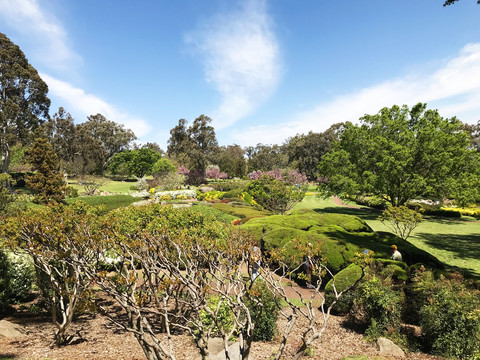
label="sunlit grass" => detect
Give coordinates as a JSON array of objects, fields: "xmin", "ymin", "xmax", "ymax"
[{"xmin": 294, "ymin": 195, "xmax": 480, "ymax": 277}]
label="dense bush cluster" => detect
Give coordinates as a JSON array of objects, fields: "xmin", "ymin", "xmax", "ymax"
[{"xmin": 342, "ymin": 264, "xmax": 480, "ymax": 359}]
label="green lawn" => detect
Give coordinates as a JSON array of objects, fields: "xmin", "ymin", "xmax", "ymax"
[
  {"xmin": 68, "ymin": 177, "xmax": 138, "ymax": 195},
  {"xmin": 294, "ymin": 195, "xmax": 480, "ymax": 277}
]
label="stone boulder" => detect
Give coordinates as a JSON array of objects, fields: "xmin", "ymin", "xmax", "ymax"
[
  {"xmin": 377, "ymin": 337, "xmax": 405, "ymax": 358},
  {"xmin": 0, "ymin": 320, "xmax": 26, "ymax": 338}
]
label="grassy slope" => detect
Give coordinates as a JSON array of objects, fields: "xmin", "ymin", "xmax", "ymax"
[
  {"xmin": 295, "ymin": 195, "xmax": 480, "ymax": 277},
  {"xmin": 68, "ymin": 178, "xmax": 136, "ymax": 195}
]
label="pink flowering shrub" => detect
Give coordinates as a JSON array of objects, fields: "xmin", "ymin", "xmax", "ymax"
[
  {"xmin": 285, "ymin": 170, "xmax": 308, "ymax": 185},
  {"xmin": 177, "ymin": 166, "xmax": 190, "ymax": 176}
]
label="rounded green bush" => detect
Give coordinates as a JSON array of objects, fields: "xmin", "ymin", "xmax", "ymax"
[{"xmin": 325, "ymin": 263, "xmax": 363, "ymax": 314}]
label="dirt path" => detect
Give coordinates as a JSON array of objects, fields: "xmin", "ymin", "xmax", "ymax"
[{"xmin": 332, "ymin": 196, "xmax": 362, "ymax": 209}]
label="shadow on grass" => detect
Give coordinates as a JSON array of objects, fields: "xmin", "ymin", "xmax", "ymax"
[
  {"xmin": 416, "ymin": 232, "xmax": 480, "ymax": 262},
  {"xmin": 0, "ymin": 355, "xmax": 17, "ymax": 359},
  {"xmin": 313, "ymin": 206, "xmax": 382, "ymax": 222}
]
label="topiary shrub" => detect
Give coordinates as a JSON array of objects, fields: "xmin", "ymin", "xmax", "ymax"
[
  {"xmin": 324, "ymin": 263, "xmax": 363, "ymax": 314},
  {"xmin": 211, "ymin": 203, "xmax": 270, "ymax": 219}
]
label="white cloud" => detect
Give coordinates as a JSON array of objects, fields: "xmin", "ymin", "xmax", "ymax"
[
  {"xmin": 0, "ymin": 0, "xmax": 80, "ymax": 71},
  {"xmin": 186, "ymin": 0, "xmax": 281, "ymax": 129},
  {"xmin": 41, "ymin": 73, "xmax": 152, "ymax": 137},
  {"xmin": 231, "ymin": 43, "xmax": 480, "ymax": 147}
]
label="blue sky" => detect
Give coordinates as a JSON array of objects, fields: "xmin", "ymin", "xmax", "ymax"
[{"xmin": 1, "ymin": 0, "xmax": 479, "ymax": 150}]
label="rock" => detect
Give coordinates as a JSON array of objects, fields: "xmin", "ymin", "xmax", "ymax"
[
  {"xmin": 0, "ymin": 320, "xmax": 26, "ymax": 338},
  {"xmin": 208, "ymin": 338, "xmax": 242, "ymax": 360},
  {"xmin": 377, "ymin": 337, "xmax": 405, "ymax": 358}
]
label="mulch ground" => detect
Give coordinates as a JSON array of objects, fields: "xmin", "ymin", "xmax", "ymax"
[{"xmin": 0, "ymin": 303, "xmax": 443, "ymax": 360}]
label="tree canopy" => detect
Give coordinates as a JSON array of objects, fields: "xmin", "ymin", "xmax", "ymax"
[
  {"xmin": 318, "ymin": 103, "xmax": 480, "ymax": 206},
  {"xmin": 79, "ymin": 114, "xmax": 137, "ymax": 175},
  {"xmin": 443, "ymin": 0, "xmax": 480, "ymax": 5},
  {"xmin": 0, "ymin": 32, "xmax": 50, "ymax": 173},
  {"xmin": 284, "ymin": 124, "xmax": 344, "ymax": 181},
  {"xmin": 167, "ymin": 115, "xmax": 218, "ymax": 172}
]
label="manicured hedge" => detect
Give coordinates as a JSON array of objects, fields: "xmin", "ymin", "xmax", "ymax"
[
  {"xmin": 324, "ymin": 263, "xmax": 363, "ymax": 314},
  {"xmin": 242, "ymin": 210, "xmax": 442, "ymax": 274},
  {"xmin": 211, "ymin": 203, "xmax": 270, "ymax": 219},
  {"xmin": 191, "ymin": 204, "xmax": 239, "ymax": 224}
]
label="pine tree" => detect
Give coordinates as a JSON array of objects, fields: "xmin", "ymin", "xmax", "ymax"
[{"xmin": 25, "ymin": 138, "xmax": 66, "ymax": 204}]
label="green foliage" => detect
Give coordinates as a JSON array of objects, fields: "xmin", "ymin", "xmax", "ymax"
[
  {"xmin": 199, "ymin": 295, "xmax": 235, "ymax": 337},
  {"xmin": 25, "ymin": 137, "xmax": 66, "ymax": 204},
  {"xmin": 65, "ymin": 185, "xmax": 79, "ymax": 198},
  {"xmin": 191, "ymin": 204, "xmax": 239, "ymax": 224},
  {"xmin": 0, "ymin": 250, "xmax": 12, "ymax": 316},
  {"xmin": 152, "ymin": 157, "xmax": 176, "ymax": 177},
  {"xmin": 284, "ymin": 125, "xmax": 341, "ymax": 180},
  {"xmin": 66, "ymin": 195, "xmax": 140, "ymax": 212},
  {"xmin": 0, "ymin": 174, "xmax": 14, "ymax": 214},
  {"xmin": 109, "ymin": 148, "xmax": 161, "ymax": 178},
  {"xmin": 167, "ymin": 115, "xmax": 218, "ymax": 171},
  {"xmin": 245, "ymin": 175, "xmax": 306, "ymax": 214},
  {"xmin": 7, "ymin": 254, "xmax": 34, "ymax": 303},
  {"xmin": 325, "ymin": 263, "xmax": 363, "ymax": 314},
  {"xmin": 243, "ymin": 210, "xmax": 441, "ymax": 274},
  {"xmin": 211, "ymin": 202, "xmax": 270, "ymax": 219},
  {"xmin": 410, "ymin": 270, "xmax": 480, "ymax": 358},
  {"xmin": 0, "ymin": 32, "xmax": 50, "ymax": 174},
  {"xmin": 246, "ymin": 280, "xmax": 278, "ymax": 341},
  {"xmin": 106, "ymin": 204, "xmax": 227, "ymax": 241},
  {"xmin": 245, "ymin": 143, "xmax": 288, "ymax": 172},
  {"xmin": 80, "ymin": 113, "xmax": 137, "ymax": 175},
  {"xmin": 209, "ymin": 180, "xmax": 248, "ymax": 192},
  {"xmin": 215, "ymin": 144, "xmax": 247, "ymax": 178},
  {"xmin": 352, "ymin": 276, "xmax": 404, "ymax": 341},
  {"xmin": 318, "ymin": 103, "xmax": 480, "ymax": 207},
  {"xmin": 379, "ymin": 205, "xmax": 422, "ymax": 241}
]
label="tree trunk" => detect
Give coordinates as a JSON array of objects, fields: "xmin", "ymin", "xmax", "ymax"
[{"xmin": 1, "ymin": 132, "xmax": 10, "ymax": 173}]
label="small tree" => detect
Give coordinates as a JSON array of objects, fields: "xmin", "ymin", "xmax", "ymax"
[
  {"xmin": 245, "ymin": 174, "xmax": 306, "ymax": 214},
  {"xmin": 83, "ymin": 205, "xmax": 281, "ymax": 360},
  {"xmin": 379, "ymin": 205, "xmax": 422, "ymax": 241},
  {"xmin": 79, "ymin": 175, "xmax": 106, "ymax": 196},
  {"xmin": 152, "ymin": 157, "xmax": 176, "ymax": 178},
  {"xmin": 1, "ymin": 205, "xmax": 100, "ymax": 346},
  {"xmin": 25, "ymin": 138, "xmax": 66, "ymax": 204}
]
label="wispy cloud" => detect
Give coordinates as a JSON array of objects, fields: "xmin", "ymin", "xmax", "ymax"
[
  {"xmin": 231, "ymin": 43, "xmax": 480, "ymax": 146},
  {"xmin": 0, "ymin": 1, "xmax": 151, "ymax": 138},
  {"xmin": 41, "ymin": 73, "xmax": 152, "ymax": 137},
  {"xmin": 185, "ymin": 0, "xmax": 281, "ymax": 129},
  {"xmin": 0, "ymin": 0, "xmax": 80, "ymax": 72}
]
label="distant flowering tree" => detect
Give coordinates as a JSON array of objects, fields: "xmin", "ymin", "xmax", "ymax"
[
  {"xmin": 247, "ymin": 170, "xmax": 263, "ymax": 180},
  {"xmin": 218, "ymin": 172, "xmax": 228, "ymax": 180},
  {"xmin": 206, "ymin": 165, "xmax": 221, "ymax": 180},
  {"xmin": 248, "ymin": 169, "xmax": 283, "ymax": 181},
  {"xmin": 177, "ymin": 165, "xmax": 190, "ymax": 176},
  {"xmin": 285, "ymin": 170, "xmax": 308, "ymax": 185}
]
